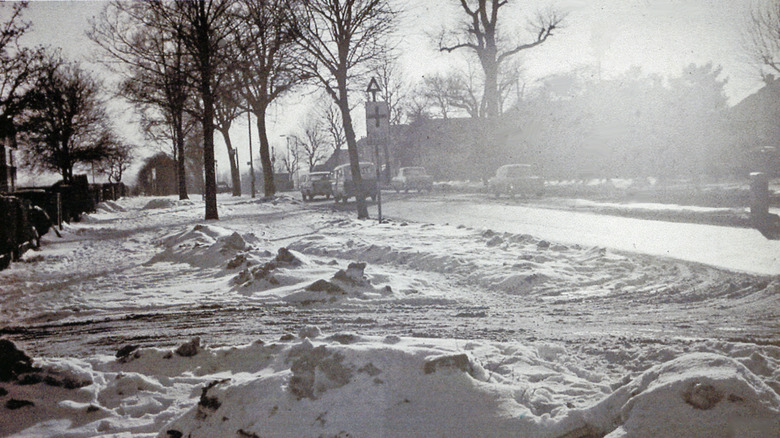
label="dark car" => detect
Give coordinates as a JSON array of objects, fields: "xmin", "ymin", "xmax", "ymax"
[
  {"xmin": 391, "ymin": 167, "xmax": 433, "ymax": 193},
  {"xmin": 487, "ymin": 164, "xmax": 544, "ymax": 197},
  {"xmin": 300, "ymin": 171, "xmax": 332, "ymax": 201},
  {"xmin": 217, "ymin": 182, "xmax": 232, "ymax": 194},
  {"xmin": 331, "ymin": 162, "xmax": 378, "ymax": 203}
]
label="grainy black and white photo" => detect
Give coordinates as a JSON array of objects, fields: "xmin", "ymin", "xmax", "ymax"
[{"xmin": 0, "ymin": 0, "xmax": 778, "ymax": 436}]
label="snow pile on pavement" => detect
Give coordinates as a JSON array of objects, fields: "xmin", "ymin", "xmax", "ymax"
[
  {"xmin": 95, "ymin": 200, "xmax": 126, "ymax": 214},
  {"xmin": 142, "ymin": 199, "xmax": 179, "ymax": 210},
  {"xmin": 148, "ymin": 224, "xmax": 253, "ymax": 268},
  {"xmin": 563, "ymin": 353, "xmax": 780, "ymax": 437},
  {"xmin": 1, "ymin": 335, "xmax": 777, "ymax": 438}
]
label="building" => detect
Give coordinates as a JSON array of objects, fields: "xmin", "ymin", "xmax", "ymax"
[
  {"xmin": 136, "ymin": 153, "xmax": 178, "ymax": 196},
  {"xmin": 727, "ymin": 76, "xmax": 780, "ymax": 177}
]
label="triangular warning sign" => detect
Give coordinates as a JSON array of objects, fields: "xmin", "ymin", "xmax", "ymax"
[{"xmin": 366, "ymin": 77, "xmax": 382, "ymax": 93}]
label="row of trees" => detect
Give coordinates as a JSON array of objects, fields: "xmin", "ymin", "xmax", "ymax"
[
  {"xmin": 1, "ymin": 2, "xmax": 133, "ymax": 186},
  {"xmin": 89, "ymin": 0, "xmax": 399, "ymax": 220},
  {"xmin": 89, "ymin": 0, "xmax": 568, "ymax": 220},
  {"xmin": 4, "ymin": 0, "xmax": 568, "ymax": 220}
]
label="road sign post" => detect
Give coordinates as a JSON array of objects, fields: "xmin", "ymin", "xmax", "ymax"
[{"xmin": 365, "ymin": 78, "xmax": 389, "ymax": 223}]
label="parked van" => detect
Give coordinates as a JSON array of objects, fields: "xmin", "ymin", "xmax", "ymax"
[
  {"xmin": 331, "ymin": 162, "xmax": 378, "ymax": 203},
  {"xmin": 299, "ymin": 171, "xmax": 332, "ymax": 201}
]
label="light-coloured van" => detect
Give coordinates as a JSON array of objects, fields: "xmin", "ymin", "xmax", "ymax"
[{"xmin": 331, "ymin": 162, "xmax": 378, "ymax": 203}]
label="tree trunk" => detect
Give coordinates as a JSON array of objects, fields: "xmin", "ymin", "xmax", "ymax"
[
  {"xmin": 219, "ymin": 127, "xmax": 242, "ymax": 197},
  {"xmin": 482, "ymin": 58, "xmax": 500, "ymax": 119},
  {"xmin": 337, "ymin": 81, "xmax": 368, "ymax": 219},
  {"xmin": 197, "ymin": 2, "xmax": 218, "ymax": 220},
  {"xmin": 202, "ymin": 106, "xmax": 218, "ymax": 219},
  {"xmin": 174, "ymin": 115, "xmax": 188, "ymax": 200},
  {"xmin": 256, "ymin": 108, "xmax": 275, "ymax": 198}
]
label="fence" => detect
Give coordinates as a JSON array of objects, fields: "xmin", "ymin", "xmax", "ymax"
[
  {"xmin": 0, "ymin": 195, "xmax": 36, "ymax": 269},
  {"xmin": 1, "ymin": 177, "xmax": 126, "ymax": 270}
]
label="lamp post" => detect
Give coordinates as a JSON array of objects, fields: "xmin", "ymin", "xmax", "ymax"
[
  {"xmin": 280, "ymin": 134, "xmax": 297, "ymax": 185},
  {"xmin": 247, "ymin": 111, "xmax": 256, "ymax": 198}
]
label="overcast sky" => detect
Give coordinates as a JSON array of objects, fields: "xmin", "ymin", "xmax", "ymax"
[{"xmin": 9, "ymin": 0, "xmax": 772, "ymax": 184}]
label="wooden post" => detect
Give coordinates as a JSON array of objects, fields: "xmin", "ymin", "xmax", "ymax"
[
  {"xmin": 56, "ymin": 192, "xmax": 63, "ymax": 230},
  {"xmin": 750, "ymin": 172, "xmax": 769, "ymax": 226}
]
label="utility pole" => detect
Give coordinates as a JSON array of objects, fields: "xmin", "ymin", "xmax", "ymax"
[{"xmin": 247, "ymin": 111, "xmax": 256, "ymax": 198}]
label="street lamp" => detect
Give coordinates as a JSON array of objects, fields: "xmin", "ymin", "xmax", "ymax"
[{"xmin": 280, "ymin": 134, "xmax": 297, "ymax": 184}]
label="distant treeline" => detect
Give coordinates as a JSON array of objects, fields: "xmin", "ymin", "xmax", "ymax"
[{"xmin": 392, "ymin": 66, "xmax": 779, "ymax": 182}]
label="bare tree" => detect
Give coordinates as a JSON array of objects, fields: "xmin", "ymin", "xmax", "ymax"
[
  {"xmin": 292, "ymin": 0, "xmax": 397, "ymax": 219},
  {"xmin": 279, "ymin": 136, "xmax": 300, "ymax": 181},
  {"xmin": 419, "ymin": 69, "xmax": 480, "ymax": 119},
  {"xmin": 420, "ymin": 73, "xmax": 457, "ymax": 119},
  {"xmin": 322, "ymin": 100, "xmax": 346, "ymax": 161},
  {"xmin": 19, "ymin": 56, "xmax": 118, "ymax": 182},
  {"xmin": 232, "ymin": 0, "xmax": 306, "ymax": 198},
  {"xmin": 212, "ymin": 65, "xmax": 243, "ymax": 196},
  {"xmin": 498, "ymin": 58, "xmax": 525, "ymax": 110},
  {"xmin": 745, "ymin": 1, "xmax": 780, "ymax": 78},
  {"xmin": 142, "ymin": 0, "xmax": 238, "ymax": 219},
  {"xmin": 99, "ymin": 141, "xmax": 134, "ymax": 184},
  {"xmin": 440, "ymin": 1, "xmax": 564, "ymax": 118},
  {"xmin": 371, "ymin": 53, "xmax": 407, "ymax": 180},
  {"xmin": 90, "ymin": 1, "xmax": 192, "ymax": 200},
  {"xmin": 405, "ymin": 93, "xmax": 432, "ymax": 123},
  {"xmin": 371, "ymin": 53, "xmax": 407, "ymax": 125},
  {"xmin": 0, "ymin": 1, "xmax": 43, "ymax": 127},
  {"xmin": 298, "ymin": 117, "xmax": 327, "ymax": 171}
]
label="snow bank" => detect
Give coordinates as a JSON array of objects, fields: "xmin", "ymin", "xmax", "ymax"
[
  {"xmin": 148, "ymin": 224, "xmax": 253, "ymax": 268},
  {"xmin": 158, "ymin": 335, "xmax": 541, "ymax": 438},
  {"xmin": 288, "ymin": 220, "xmax": 773, "ymax": 305},
  {"xmin": 155, "ymin": 338, "xmax": 780, "ymax": 438},
  {"xmin": 560, "ymin": 353, "xmax": 780, "ymax": 438},
  {"xmin": 142, "ymin": 199, "xmax": 179, "ymax": 210},
  {"xmin": 96, "ymin": 201, "xmax": 127, "ymax": 213},
  {"xmin": 2, "ymin": 333, "xmax": 778, "ymax": 438}
]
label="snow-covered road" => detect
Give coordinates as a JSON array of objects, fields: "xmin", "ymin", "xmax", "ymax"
[
  {"xmin": 375, "ymin": 196, "xmax": 780, "ymax": 276},
  {"xmin": 1, "ymin": 196, "xmax": 777, "ymax": 437}
]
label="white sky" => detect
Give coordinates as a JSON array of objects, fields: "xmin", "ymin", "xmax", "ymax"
[{"xmin": 7, "ymin": 0, "xmax": 772, "ymax": 184}]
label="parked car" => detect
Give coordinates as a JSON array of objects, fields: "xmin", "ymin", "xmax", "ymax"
[
  {"xmin": 299, "ymin": 171, "xmax": 332, "ymax": 201},
  {"xmin": 391, "ymin": 167, "xmax": 433, "ymax": 193},
  {"xmin": 488, "ymin": 164, "xmax": 544, "ymax": 197},
  {"xmin": 331, "ymin": 162, "xmax": 378, "ymax": 203},
  {"xmin": 217, "ymin": 182, "xmax": 232, "ymax": 194}
]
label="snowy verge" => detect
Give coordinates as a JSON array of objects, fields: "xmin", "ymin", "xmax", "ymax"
[{"xmin": 1, "ymin": 335, "xmax": 777, "ymax": 438}]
